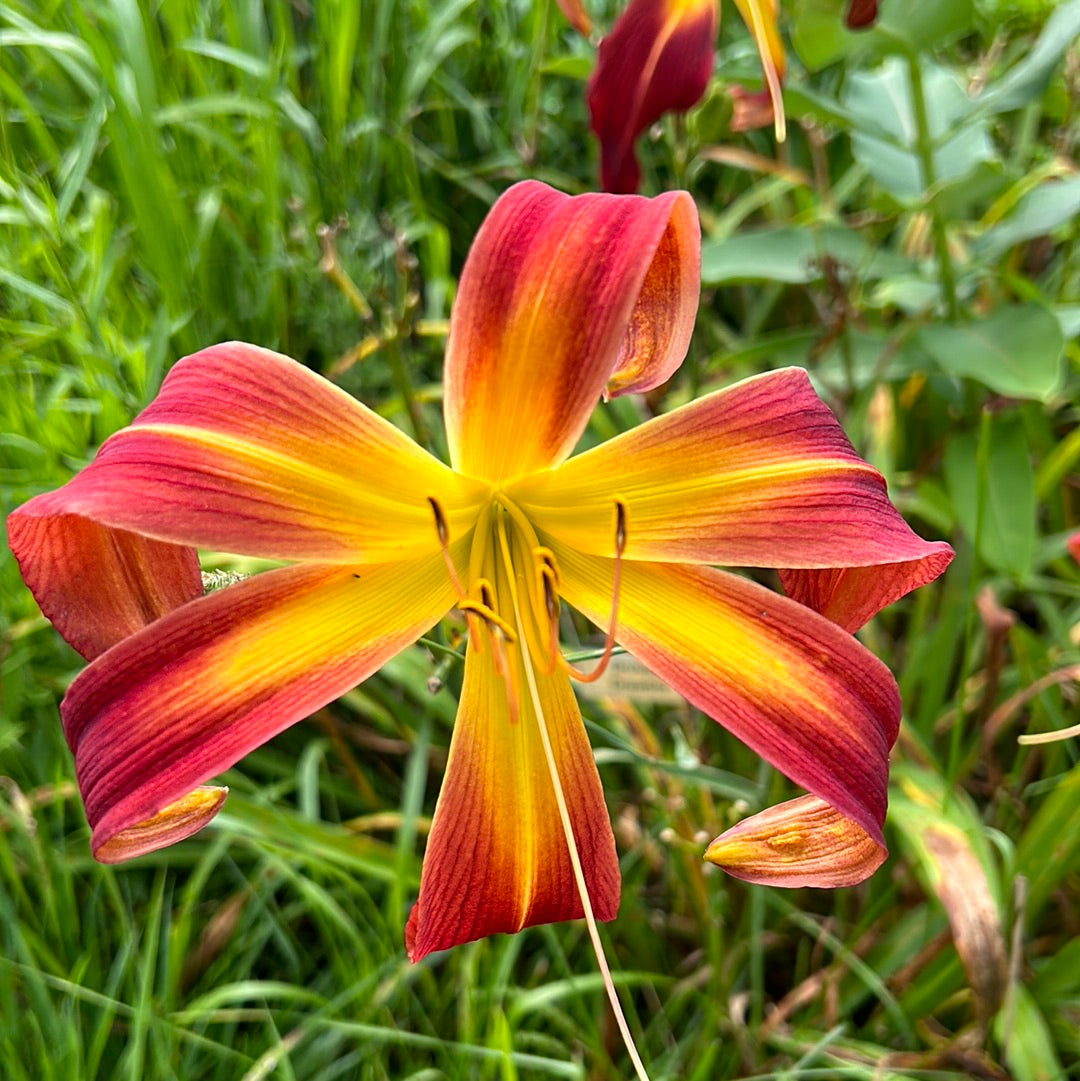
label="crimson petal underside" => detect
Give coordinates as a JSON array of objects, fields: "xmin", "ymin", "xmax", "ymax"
[{"xmin": 7, "ymin": 511, "xmax": 201, "ymax": 661}]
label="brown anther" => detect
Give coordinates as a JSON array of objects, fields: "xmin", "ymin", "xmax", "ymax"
[
  {"xmin": 428, "ymin": 496, "xmax": 449, "ymax": 547},
  {"xmin": 615, "ymin": 499, "xmax": 628, "ymax": 556},
  {"xmin": 542, "ymin": 566, "xmax": 560, "ymax": 624}
]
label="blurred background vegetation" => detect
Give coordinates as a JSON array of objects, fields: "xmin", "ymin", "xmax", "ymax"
[{"xmin": 1, "ymin": 0, "xmax": 1079, "ymax": 1077}]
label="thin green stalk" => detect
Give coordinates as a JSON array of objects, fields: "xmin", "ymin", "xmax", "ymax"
[{"xmin": 906, "ymin": 53, "xmax": 959, "ymax": 321}]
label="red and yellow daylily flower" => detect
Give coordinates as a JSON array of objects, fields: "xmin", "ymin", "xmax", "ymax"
[{"xmin": 8, "ymin": 181, "xmax": 951, "ymax": 960}]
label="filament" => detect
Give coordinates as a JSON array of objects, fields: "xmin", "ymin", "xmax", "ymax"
[{"xmin": 560, "ymin": 500, "xmax": 627, "ymax": 684}]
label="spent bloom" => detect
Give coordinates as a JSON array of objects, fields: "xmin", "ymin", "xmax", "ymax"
[{"xmin": 9, "ymin": 181, "xmax": 951, "ymax": 959}]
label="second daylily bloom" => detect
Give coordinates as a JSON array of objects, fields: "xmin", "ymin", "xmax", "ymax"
[
  {"xmin": 8, "ymin": 181, "xmax": 951, "ymax": 960},
  {"xmin": 587, "ymin": 0, "xmax": 718, "ymax": 193},
  {"xmin": 586, "ymin": 0, "xmax": 791, "ymax": 192}
]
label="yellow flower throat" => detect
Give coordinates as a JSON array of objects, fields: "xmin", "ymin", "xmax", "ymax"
[{"xmin": 428, "ymin": 493, "xmax": 626, "ymax": 721}]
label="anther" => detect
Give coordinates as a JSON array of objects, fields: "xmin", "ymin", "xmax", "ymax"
[
  {"xmin": 615, "ymin": 499, "xmax": 628, "ymax": 556},
  {"xmin": 459, "ymin": 580, "xmax": 517, "ymax": 644},
  {"xmin": 428, "ymin": 495, "xmax": 467, "ymax": 600}
]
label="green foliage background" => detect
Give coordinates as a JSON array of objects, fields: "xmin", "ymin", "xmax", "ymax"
[{"xmin": 1, "ymin": 0, "xmax": 1079, "ymax": 1077}]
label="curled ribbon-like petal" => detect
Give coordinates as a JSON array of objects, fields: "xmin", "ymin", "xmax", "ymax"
[{"xmin": 443, "ymin": 181, "xmax": 699, "ymax": 484}]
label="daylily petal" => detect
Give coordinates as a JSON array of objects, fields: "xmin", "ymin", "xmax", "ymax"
[
  {"xmin": 406, "ymin": 638, "xmax": 620, "ymax": 961},
  {"xmin": 554, "ymin": 549, "xmax": 899, "ymax": 844},
  {"xmin": 94, "ymin": 786, "xmax": 230, "ymax": 864},
  {"xmin": 62, "ymin": 554, "xmax": 457, "ymax": 860},
  {"xmin": 732, "ymin": 0, "xmax": 785, "ymax": 139},
  {"xmin": 779, "ymin": 555, "xmax": 953, "ymax": 634},
  {"xmin": 444, "ymin": 181, "xmax": 699, "ymax": 484},
  {"xmin": 587, "ymin": 0, "xmax": 717, "ymax": 193},
  {"xmin": 513, "ymin": 368, "xmax": 952, "ymax": 580},
  {"xmin": 27, "ymin": 342, "xmax": 484, "ymax": 565},
  {"xmin": 7, "ymin": 510, "xmax": 201, "ymax": 660},
  {"xmin": 1068, "ymin": 531, "xmax": 1080, "ymax": 563},
  {"xmin": 705, "ymin": 794, "xmax": 885, "ymax": 887}
]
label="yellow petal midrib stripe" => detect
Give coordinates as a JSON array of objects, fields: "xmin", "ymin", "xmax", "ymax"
[
  {"xmin": 515, "ymin": 457, "xmax": 881, "ymax": 510},
  {"xmin": 122, "ymin": 422, "xmax": 485, "ymax": 516}
]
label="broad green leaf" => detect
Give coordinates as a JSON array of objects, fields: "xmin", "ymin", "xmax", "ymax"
[
  {"xmin": 917, "ymin": 304, "xmax": 1064, "ymax": 401},
  {"xmin": 975, "ymin": 0, "xmax": 1080, "ymax": 114},
  {"xmin": 700, "ymin": 224, "xmax": 912, "ymax": 284},
  {"xmin": 977, "ymin": 176, "xmax": 1080, "ymax": 257},
  {"xmin": 790, "ymin": 0, "xmax": 974, "ymax": 72},
  {"xmin": 943, "ymin": 416, "xmax": 1036, "ymax": 577},
  {"xmin": 1053, "ymin": 304, "xmax": 1080, "ymax": 340},
  {"xmin": 844, "ymin": 58, "xmax": 995, "ymax": 202},
  {"xmin": 993, "ymin": 983, "xmax": 1064, "ymax": 1081}
]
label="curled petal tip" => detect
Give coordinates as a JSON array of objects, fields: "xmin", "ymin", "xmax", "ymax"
[
  {"xmin": 92, "ymin": 786, "xmax": 229, "ymax": 863},
  {"xmin": 732, "ymin": 0, "xmax": 785, "ymax": 140},
  {"xmin": 443, "ymin": 181, "xmax": 700, "ymax": 481},
  {"xmin": 604, "ymin": 189, "xmax": 701, "ymax": 399},
  {"xmin": 781, "ymin": 540, "xmax": 954, "ymax": 633},
  {"xmin": 704, "ymin": 795, "xmax": 886, "ymax": 888},
  {"xmin": 7, "ymin": 505, "xmax": 202, "ymax": 660}
]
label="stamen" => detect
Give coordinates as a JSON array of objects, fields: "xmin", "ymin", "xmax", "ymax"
[
  {"xmin": 485, "ymin": 562, "xmax": 523, "ymax": 726},
  {"xmin": 468, "ymin": 501, "xmax": 494, "ymax": 590},
  {"xmin": 561, "ymin": 499, "xmax": 627, "ymax": 685},
  {"xmin": 539, "ymin": 562, "xmax": 562, "ymax": 674},
  {"xmin": 427, "ymin": 496, "xmax": 466, "ymax": 599},
  {"xmin": 1019, "ymin": 722, "xmax": 1080, "ymax": 745},
  {"xmin": 459, "ymin": 580, "xmax": 517, "ymax": 644}
]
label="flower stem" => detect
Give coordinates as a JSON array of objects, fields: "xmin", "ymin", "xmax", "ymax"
[{"xmin": 906, "ymin": 53, "xmax": 959, "ymax": 321}]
